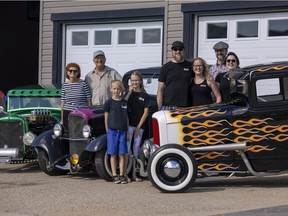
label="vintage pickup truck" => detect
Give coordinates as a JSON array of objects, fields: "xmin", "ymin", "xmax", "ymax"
[{"xmin": 141, "ymin": 61, "xmax": 288, "ymax": 192}]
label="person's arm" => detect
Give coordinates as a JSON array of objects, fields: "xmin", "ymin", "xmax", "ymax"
[
  {"xmin": 60, "ymin": 101, "xmax": 64, "ymax": 124},
  {"xmin": 157, "ymin": 81, "xmax": 165, "ymax": 110},
  {"xmin": 208, "ymin": 79, "xmax": 222, "ymax": 103},
  {"xmin": 87, "ymin": 99, "xmax": 92, "ymax": 106},
  {"xmin": 124, "ymin": 85, "xmax": 133, "ymax": 101},
  {"xmin": 134, "ymin": 107, "xmax": 149, "ymax": 137},
  {"xmin": 104, "ymin": 112, "xmax": 109, "ymax": 132}
]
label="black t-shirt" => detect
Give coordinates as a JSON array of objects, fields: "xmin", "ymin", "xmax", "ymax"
[
  {"xmin": 103, "ymin": 98, "xmax": 128, "ymax": 130},
  {"xmin": 158, "ymin": 60, "xmax": 193, "ymax": 107},
  {"xmin": 127, "ymin": 91, "xmax": 150, "ymax": 129},
  {"xmin": 215, "ymin": 72, "xmax": 231, "ymax": 103},
  {"xmin": 190, "ymin": 79, "xmax": 213, "ymax": 106}
]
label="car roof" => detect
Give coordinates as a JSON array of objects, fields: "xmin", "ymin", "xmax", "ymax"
[
  {"xmin": 123, "ymin": 66, "xmax": 161, "ymax": 77},
  {"xmin": 7, "ymin": 84, "xmax": 61, "ymax": 97},
  {"xmin": 242, "ymin": 61, "xmax": 288, "ymax": 72}
]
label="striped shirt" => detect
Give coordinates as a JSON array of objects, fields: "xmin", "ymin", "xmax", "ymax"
[{"xmin": 61, "ymin": 80, "xmax": 92, "ymax": 111}]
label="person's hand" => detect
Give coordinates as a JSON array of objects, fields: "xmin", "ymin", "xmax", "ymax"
[
  {"xmin": 134, "ymin": 127, "xmax": 140, "ymax": 138},
  {"xmin": 129, "ymin": 85, "xmax": 134, "ymax": 92}
]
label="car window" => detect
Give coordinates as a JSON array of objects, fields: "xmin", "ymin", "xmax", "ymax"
[
  {"xmin": 256, "ymin": 78, "xmax": 283, "ymax": 102},
  {"xmin": 9, "ymin": 96, "xmax": 61, "ymax": 110}
]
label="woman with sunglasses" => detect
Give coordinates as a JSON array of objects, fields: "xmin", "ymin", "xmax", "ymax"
[
  {"xmin": 61, "ymin": 63, "xmax": 92, "ymax": 130},
  {"xmin": 215, "ymin": 52, "xmax": 244, "ymax": 102}
]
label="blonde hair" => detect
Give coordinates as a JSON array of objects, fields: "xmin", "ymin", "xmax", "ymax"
[
  {"xmin": 131, "ymin": 71, "xmax": 146, "ymax": 93},
  {"xmin": 191, "ymin": 57, "xmax": 212, "ymax": 80},
  {"xmin": 111, "ymin": 79, "xmax": 125, "ymax": 92}
]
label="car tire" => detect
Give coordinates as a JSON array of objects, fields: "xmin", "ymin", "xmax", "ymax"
[
  {"xmin": 148, "ymin": 144, "xmax": 197, "ymax": 193},
  {"xmin": 95, "ymin": 147, "xmax": 133, "ymax": 181},
  {"xmin": 37, "ymin": 149, "xmax": 68, "ymax": 176}
]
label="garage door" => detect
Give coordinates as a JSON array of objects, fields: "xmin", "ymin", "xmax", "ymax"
[
  {"xmin": 198, "ymin": 12, "xmax": 288, "ymax": 67},
  {"xmin": 65, "ymin": 21, "xmax": 163, "ymax": 80}
]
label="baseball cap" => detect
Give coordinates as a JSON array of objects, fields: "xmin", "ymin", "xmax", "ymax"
[
  {"xmin": 93, "ymin": 50, "xmax": 105, "ymax": 58},
  {"xmin": 171, "ymin": 41, "xmax": 185, "ymax": 49},
  {"xmin": 213, "ymin": 41, "xmax": 229, "ymax": 50}
]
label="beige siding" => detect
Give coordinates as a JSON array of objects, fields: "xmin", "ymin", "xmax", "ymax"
[{"xmin": 39, "ymin": 0, "xmax": 197, "ymax": 84}]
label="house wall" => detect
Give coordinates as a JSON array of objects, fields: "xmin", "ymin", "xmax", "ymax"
[{"xmin": 39, "ymin": 1, "xmax": 168, "ymax": 84}]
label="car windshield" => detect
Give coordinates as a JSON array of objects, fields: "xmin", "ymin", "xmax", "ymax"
[{"xmin": 8, "ymin": 96, "xmax": 61, "ymax": 110}]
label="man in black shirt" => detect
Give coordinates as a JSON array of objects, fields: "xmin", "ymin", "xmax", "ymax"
[{"xmin": 157, "ymin": 41, "xmax": 193, "ymax": 110}]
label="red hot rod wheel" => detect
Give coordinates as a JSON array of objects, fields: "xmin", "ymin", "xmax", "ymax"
[{"xmin": 148, "ymin": 144, "xmax": 197, "ymax": 193}]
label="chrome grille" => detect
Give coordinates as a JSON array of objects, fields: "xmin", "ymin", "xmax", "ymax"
[{"xmin": 0, "ymin": 120, "xmax": 24, "ymax": 148}]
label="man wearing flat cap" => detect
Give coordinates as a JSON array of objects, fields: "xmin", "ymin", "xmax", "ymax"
[
  {"xmin": 157, "ymin": 41, "xmax": 193, "ymax": 110},
  {"xmin": 85, "ymin": 50, "xmax": 122, "ymax": 105},
  {"xmin": 209, "ymin": 41, "xmax": 229, "ymax": 79}
]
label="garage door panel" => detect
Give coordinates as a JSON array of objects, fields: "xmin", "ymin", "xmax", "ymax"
[
  {"xmin": 198, "ymin": 12, "xmax": 288, "ymax": 67},
  {"xmin": 65, "ymin": 21, "xmax": 162, "ymax": 80}
]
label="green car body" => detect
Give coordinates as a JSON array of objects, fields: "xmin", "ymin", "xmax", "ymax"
[{"xmin": 0, "ymin": 85, "xmax": 61, "ymax": 163}]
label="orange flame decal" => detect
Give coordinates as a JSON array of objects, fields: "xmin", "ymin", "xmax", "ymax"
[
  {"xmin": 271, "ymin": 134, "xmax": 288, "ymax": 142},
  {"xmin": 234, "ymin": 134, "xmax": 271, "ymax": 142},
  {"xmin": 232, "ymin": 118, "xmax": 272, "ymax": 127},
  {"xmin": 233, "ymin": 128, "xmax": 258, "ymax": 135},
  {"xmin": 195, "ymin": 151, "xmax": 230, "ymax": 160},
  {"xmin": 248, "ymin": 145, "xmax": 275, "ymax": 152},
  {"xmin": 198, "ymin": 163, "xmax": 239, "ymax": 171},
  {"xmin": 255, "ymin": 65, "xmax": 288, "ymax": 72}
]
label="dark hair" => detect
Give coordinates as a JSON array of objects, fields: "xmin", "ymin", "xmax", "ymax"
[
  {"xmin": 65, "ymin": 63, "xmax": 81, "ymax": 79},
  {"xmin": 225, "ymin": 52, "xmax": 240, "ymax": 67}
]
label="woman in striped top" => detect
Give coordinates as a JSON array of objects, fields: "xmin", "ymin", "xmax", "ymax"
[{"xmin": 61, "ymin": 63, "xmax": 92, "ymax": 130}]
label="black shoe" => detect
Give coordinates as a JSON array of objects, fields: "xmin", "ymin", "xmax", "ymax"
[
  {"xmin": 120, "ymin": 176, "xmax": 128, "ymax": 184},
  {"xmin": 113, "ymin": 175, "xmax": 121, "ymax": 184}
]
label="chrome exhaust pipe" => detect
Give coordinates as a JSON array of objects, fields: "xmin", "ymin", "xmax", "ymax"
[
  {"xmin": 0, "ymin": 147, "xmax": 22, "ymax": 158},
  {"xmin": 187, "ymin": 142, "xmax": 247, "ymax": 152}
]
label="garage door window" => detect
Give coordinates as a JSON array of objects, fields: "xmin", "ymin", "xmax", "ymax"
[
  {"xmin": 207, "ymin": 22, "xmax": 227, "ymax": 39},
  {"xmin": 94, "ymin": 30, "xmax": 112, "ymax": 45},
  {"xmin": 142, "ymin": 28, "xmax": 161, "ymax": 44},
  {"xmin": 118, "ymin": 29, "xmax": 136, "ymax": 44},
  {"xmin": 237, "ymin": 21, "xmax": 258, "ymax": 38},
  {"xmin": 268, "ymin": 19, "xmax": 288, "ymax": 37},
  {"xmin": 72, "ymin": 31, "xmax": 88, "ymax": 46}
]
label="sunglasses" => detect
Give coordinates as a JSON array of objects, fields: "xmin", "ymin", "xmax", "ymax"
[
  {"xmin": 68, "ymin": 69, "xmax": 78, "ymax": 73},
  {"xmin": 226, "ymin": 59, "xmax": 237, "ymax": 63},
  {"xmin": 172, "ymin": 48, "xmax": 183, "ymax": 52}
]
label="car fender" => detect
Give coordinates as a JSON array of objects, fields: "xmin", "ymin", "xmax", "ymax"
[
  {"xmin": 85, "ymin": 134, "xmax": 107, "ymax": 153},
  {"xmin": 32, "ymin": 130, "xmax": 69, "ymax": 164}
]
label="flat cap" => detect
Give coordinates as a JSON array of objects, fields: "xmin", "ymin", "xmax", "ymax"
[
  {"xmin": 213, "ymin": 41, "xmax": 229, "ymax": 50},
  {"xmin": 93, "ymin": 50, "xmax": 105, "ymax": 58},
  {"xmin": 171, "ymin": 41, "xmax": 185, "ymax": 49}
]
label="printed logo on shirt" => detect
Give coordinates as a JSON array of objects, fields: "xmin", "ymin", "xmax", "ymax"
[
  {"xmin": 200, "ymin": 84, "xmax": 207, "ymax": 88},
  {"xmin": 122, "ymin": 105, "xmax": 127, "ymax": 109},
  {"xmin": 184, "ymin": 68, "xmax": 189, "ymax": 71},
  {"xmin": 138, "ymin": 97, "xmax": 145, "ymax": 101}
]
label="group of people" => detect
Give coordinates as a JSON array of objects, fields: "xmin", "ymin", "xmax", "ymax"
[
  {"xmin": 157, "ymin": 40, "xmax": 244, "ymax": 110},
  {"xmin": 61, "ymin": 50, "xmax": 149, "ymax": 184},
  {"xmin": 60, "ymin": 39, "xmax": 243, "ymax": 184}
]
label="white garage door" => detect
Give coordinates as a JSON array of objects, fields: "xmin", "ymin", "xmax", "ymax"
[
  {"xmin": 65, "ymin": 21, "xmax": 163, "ymax": 80},
  {"xmin": 198, "ymin": 12, "xmax": 288, "ymax": 67}
]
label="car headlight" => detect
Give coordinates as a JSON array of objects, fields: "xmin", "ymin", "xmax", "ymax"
[
  {"xmin": 82, "ymin": 124, "xmax": 91, "ymax": 138},
  {"xmin": 53, "ymin": 123, "xmax": 64, "ymax": 137},
  {"xmin": 23, "ymin": 132, "xmax": 36, "ymax": 146}
]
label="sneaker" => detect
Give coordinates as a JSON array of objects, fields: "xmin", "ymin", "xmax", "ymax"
[
  {"xmin": 120, "ymin": 176, "xmax": 128, "ymax": 184},
  {"xmin": 113, "ymin": 175, "xmax": 121, "ymax": 184},
  {"xmin": 125, "ymin": 175, "xmax": 131, "ymax": 183}
]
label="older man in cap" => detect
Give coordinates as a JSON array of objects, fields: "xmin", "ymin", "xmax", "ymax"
[
  {"xmin": 209, "ymin": 41, "xmax": 229, "ymax": 79},
  {"xmin": 85, "ymin": 50, "xmax": 122, "ymax": 105},
  {"xmin": 157, "ymin": 41, "xmax": 193, "ymax": 110}
]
